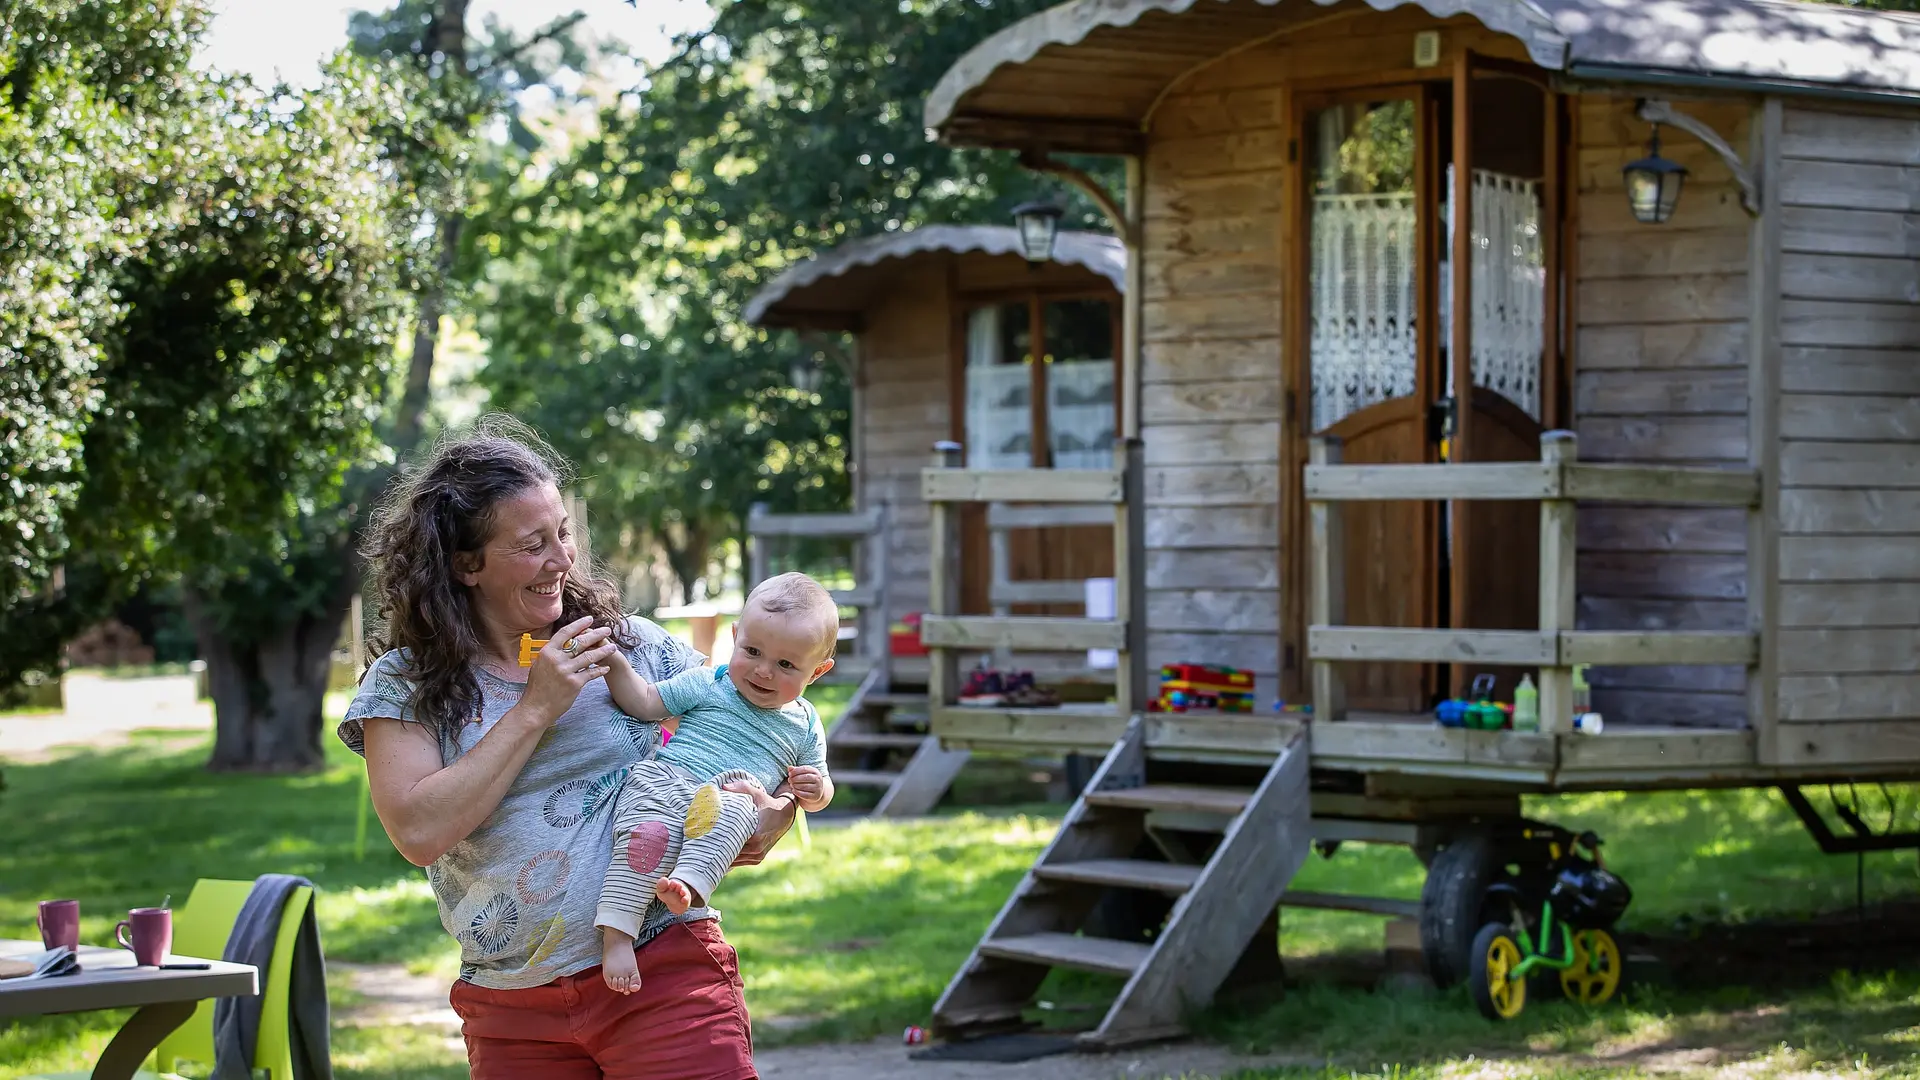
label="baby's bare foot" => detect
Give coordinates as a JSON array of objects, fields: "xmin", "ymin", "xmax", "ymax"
[
  {"xmin": 601, "ymin": 939, "xmax": 641, "ymax": 995},
  {"xmin": 654, "ymin": 877, "xmax": 694, "ymax": 916}
]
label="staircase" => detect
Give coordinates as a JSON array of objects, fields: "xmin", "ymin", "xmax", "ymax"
[
  {"xmin": 826, "ymin": 667, "xmax": 971, "ymax": 818},
  {"xmin": 929, "ymin": 715, "xmax": 1312, "ymax": 1048}
]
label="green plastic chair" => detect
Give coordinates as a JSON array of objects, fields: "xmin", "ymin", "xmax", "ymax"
[{"xmin": 29, "ymin": 878, "xmax": 314, "ymax": 1080}]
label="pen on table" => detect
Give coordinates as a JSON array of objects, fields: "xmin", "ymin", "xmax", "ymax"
[{"xmin": 159, "ymin": 962, "xmax": 212, "ymax": 969}]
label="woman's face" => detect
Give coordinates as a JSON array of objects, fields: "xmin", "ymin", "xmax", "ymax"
[{"xmin": 455, "ymin": 482, "xmax": 576, "ymax": 638}]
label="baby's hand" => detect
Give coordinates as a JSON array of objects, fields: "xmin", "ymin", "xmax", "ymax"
[{"xmin": 787, "ymin": 765, "xmax": 825, "ymax": 803}]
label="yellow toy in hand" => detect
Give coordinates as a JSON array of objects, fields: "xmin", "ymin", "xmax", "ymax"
[{"xmin": 517, "ymin": 633, "xmax": 549, "ymax": 667}]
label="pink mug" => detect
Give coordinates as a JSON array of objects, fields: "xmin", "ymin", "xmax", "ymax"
[
  {"xmin": 115, "ymin": 908, "xmax": 172, "ymax": 967},
  {"xmin": 37, "ymin": 899, "xmax": 79, "ymax": 951}
]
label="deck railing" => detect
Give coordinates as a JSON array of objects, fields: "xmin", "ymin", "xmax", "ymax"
[
  {"xmin": 921, "ymin": 439, "xmax": 1148, "ymax": 725},
  {"xmin": 1306, "ymin": 430, "xmax": 1762, "ymax": 733},
  {"xmin": 747, "ymin": 501, "xmax": 889, "ymax": 682}
]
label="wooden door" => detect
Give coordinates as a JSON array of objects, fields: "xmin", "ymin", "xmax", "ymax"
[
  {"xmin": 1452, "ymin": 388, "xmax": 1543, "ymax": 699},
  {"xmin": 1293, "ymin": 89, "xmax": 1440, "ymax": 714},
  {"xmin": 1445, "ymin": 62, "xmax": 1561, "ymax": 699}
]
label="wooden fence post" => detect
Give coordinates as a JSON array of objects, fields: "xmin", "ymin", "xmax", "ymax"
[
  {"xmin": 1115, "ymin": 437, "xmax": 1148, "ymax": 717},
  {"xmin": 927, "ymin": 442, "xmax": 964, "ymax": 709},
  {"xmin": 1308, "ymin": 436, "xmax": 1346, "ymax": 722},
  {"xmin": 1538, "ymin": 431, "xmax": 1578, "ymax": 735}
]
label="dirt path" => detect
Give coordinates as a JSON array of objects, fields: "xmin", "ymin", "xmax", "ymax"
[
  {"xmin": 0, "ymin": 694, "xmax": 211, "ymax": 764},
  {"xmin": 331, "ymin": 960, "xmax": 1293, "ymax": 1078}
]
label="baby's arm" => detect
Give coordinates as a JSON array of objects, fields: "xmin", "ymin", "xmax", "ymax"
[
  {"xmin": 790, "ymin": 767, "xmax": 834, "ymax": 813},
  {"xmin": 603, "ymin": 650, "xmax": 671, "ymax": 722},
  {"xmin": 789, "ymin": 701, "xmax": 834, "ymax": 812}
]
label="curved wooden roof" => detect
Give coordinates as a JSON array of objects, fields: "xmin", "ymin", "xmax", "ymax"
[
  {"xmin": 742, "ymin": 224, "xmax": 1127, "ymax": 330},
  {"xmin": 926, "ymin": 0, "xmax": 1920, "ymax": 153}
]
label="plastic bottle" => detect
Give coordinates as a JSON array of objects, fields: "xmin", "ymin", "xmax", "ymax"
[
  {"xmin": 1512, "ymin": 673, "xmax": 1539, "ymax": 732},
  {"xmin": 1571, "ymin": 664, "xmax": 1591, "ymax": 714}
]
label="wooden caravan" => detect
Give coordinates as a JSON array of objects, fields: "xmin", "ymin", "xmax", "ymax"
[
  {"xmin": 911, "ymin": 0, "xmax": 1920, "ymax": 1048},
  {"xmin": 743, "ymin": 224, "xmax": 1130, "ymax": 815}
]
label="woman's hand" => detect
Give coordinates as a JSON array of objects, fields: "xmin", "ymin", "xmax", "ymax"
[
  {"xmin": 726, "ymin": 780, "xmax": 798, "ymax": 867},
  {"xmin": 516, "ymin": 616, "xmax": 619, "ymax": 726}
]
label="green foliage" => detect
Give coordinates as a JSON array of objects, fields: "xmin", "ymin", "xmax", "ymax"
[
  {"xmin": 469, "ymin": 0, "xmax": 1121, "ymax": 597},
  {"xmin": 0, "ymin": 0, "xmax": 207, "ymax": 606},
  {"xmin": 0, "ymin": 2, "xmax": 416, "ymax": 687}
]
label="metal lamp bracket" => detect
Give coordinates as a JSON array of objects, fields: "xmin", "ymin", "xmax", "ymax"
[
  {"xmin": 1018, "ymin": 149, "xmax": 1139, "ymax": 247},
  {"xmin": 1636, "ymin": 98, "xmax": 1761, "ymax": 217}
]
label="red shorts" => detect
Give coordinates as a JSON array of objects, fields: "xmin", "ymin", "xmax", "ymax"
[{"xmin": 448, "ymin": 919, "xmax": 755, "ymax": 1080}]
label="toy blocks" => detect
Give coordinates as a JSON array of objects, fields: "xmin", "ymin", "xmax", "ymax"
[{"xmin": 1152, "ymin": 662, "xmax": 1256, "ymax": 713}]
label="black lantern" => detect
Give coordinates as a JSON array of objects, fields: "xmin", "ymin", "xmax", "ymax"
[
  {"xmin": 789, "ymin": 353, "xmax": 823, "ymax": 395},
  {"xmin": 1010, "ymin": 199, "xmax": 1065, "ymax": 263},
  {"xmin": 1622, "ymin": 123, "xmax": 1688, "ymax": 225}
]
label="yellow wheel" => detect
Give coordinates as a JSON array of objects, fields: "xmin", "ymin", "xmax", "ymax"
[
  {"xmin": 1468, "ymin": 922, "xmax": 1528, "ymax": 1021},
  {"xmin": 1560, "ymin": 928, "xmax": 1623, "ymax": 1005}
]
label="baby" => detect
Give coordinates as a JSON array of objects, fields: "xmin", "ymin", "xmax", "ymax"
[{"xmin": 594, "ymin": 571, "xmax": 839, "ymax": 993}]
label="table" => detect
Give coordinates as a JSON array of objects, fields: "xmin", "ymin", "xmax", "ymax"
[{"xmin": 0, "ymin": 939, "xmax": 257, "ymax": 1080}]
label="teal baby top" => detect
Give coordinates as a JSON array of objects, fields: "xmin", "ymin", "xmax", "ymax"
[{"xmin": 655, "ymin": 664, "xmax": 828, "ymax": 794}]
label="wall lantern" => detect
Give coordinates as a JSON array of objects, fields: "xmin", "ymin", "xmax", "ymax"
[
  {"xmin": 1622, "ymin": 122, "xmax": 1689, "ymax": 225},
  {"xmin": 1010, "ymin": 199, "xmax": 1065, "ymax": 263},
  {"xmin": 789, "ymin": 353, "xmax": 824, "ymax": 395}
]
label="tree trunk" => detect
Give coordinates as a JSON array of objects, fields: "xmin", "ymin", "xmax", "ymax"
[
  {"xmin": 185, "ymin": 583, "xmax": 352, "ymax": 773},
  {"xmin": 663, "ymin": 523, "xmax": 709, "ymax": 604}
]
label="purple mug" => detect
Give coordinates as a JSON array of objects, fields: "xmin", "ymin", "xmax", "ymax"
[
  {"xmin": 37, "ymin": 899, "xmax": 79, "ymax": 951},
  {"xmin": 115, "ymin": 908, "xmax": 172, "ymax": 967}
]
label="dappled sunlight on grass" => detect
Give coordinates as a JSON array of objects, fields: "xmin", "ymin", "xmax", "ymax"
[{"xmin": 719, "ymin": 811, "xmax": 1051, "ymax": 1044}]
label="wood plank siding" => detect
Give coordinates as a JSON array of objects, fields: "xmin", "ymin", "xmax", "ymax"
[
  {"xmin": 858, "ymin": 261, "xmax": 948, "ymax": 632},
  {"xmin": 1771, "ymin": 102, "xmax": 1920, "ymax": 765},
  {"xmin": 1138, "ymin": 14, "xmax": 1534, "ymax": 701},
  {"xmin": 1572, "ymin": 94, "xmax": 1753, "ymax": 729}
]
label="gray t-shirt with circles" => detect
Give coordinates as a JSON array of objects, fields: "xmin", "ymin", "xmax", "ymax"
[{"xmin": 338, "ymin": 615, "xmax": 711, "ymax": 991}]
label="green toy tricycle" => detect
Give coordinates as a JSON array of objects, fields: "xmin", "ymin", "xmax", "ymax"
[{"xmin": 1469, "ymin": 828, "xmax": 1633, "ymax": 1020}]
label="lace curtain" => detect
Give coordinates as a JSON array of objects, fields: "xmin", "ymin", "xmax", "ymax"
[
  {"xmin": 1308, "ymin": 192, "xmax": 1418, "ymax": 432},
  {"xmin": 1443, "ymin": 165, "xmax": 1545, "ymax": 420},
  {"xmin": 1048, "ymin": 360, "xmax": 1114, "ymax": 469},
  {"xmin": 1309, "ymin": 168, "xmax": 1546, "ymax": 431},
  {"xmin": 965, "ymin": 306, "xmax": 1031, "ymax": 469}
]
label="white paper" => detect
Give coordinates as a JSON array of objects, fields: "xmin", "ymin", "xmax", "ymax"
[{"xmin": 1085, "ymin": 577, "xmax": 1117, "ymax": 669}]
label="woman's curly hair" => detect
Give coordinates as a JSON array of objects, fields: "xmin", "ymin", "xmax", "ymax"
[{"xmin": 359, "ymin": 413, "xmax": 637, "ymax": 735}]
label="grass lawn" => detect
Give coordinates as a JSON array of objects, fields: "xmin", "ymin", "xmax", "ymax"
[{"xmin": 0, "ymin": 700, "xmax": 1916, "ymax": 1078}]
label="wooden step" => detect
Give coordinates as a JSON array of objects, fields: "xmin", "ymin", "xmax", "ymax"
[
  {"xmin": 1083, "ymin": 784, "xmax": 1253, "ymax": 817},
  {"xmin": 867, "ymin": 692, "xmax": 929, "ymax": 708},
  {"xmin": 1033, "ymin": 858, "xmax": 1199, "ymax": 895},
  {"xmin": 835, "ymin": 769, "xmax": 904, "ymax": 788},
  {"xmin": 831, "ymin": 732, "xmax": 927, "ymax": 750},
  {"xmin": 978, "ymin": 932, "xmax": 1150, "ymax": 978},
  {"xmin": 1280, "ymin": 891, "xmax": 1420, "ymax": 919}
]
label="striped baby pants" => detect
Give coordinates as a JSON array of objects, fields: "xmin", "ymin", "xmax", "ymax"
[{"xmin": 595, "ymin": 760, "xmax": 762, "ymax": 939}]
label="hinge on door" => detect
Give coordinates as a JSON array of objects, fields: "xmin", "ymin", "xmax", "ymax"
[
  {"xmin": 1285, "ymin": 389, "xmax": 1298, "ymax": 423},
  {"xmin": 1287, "ymin": 138, "xmax": 1299, "ymax": 163},
  {"xmin": 1427, "ymin": 395, "xmax": 1456, "ymax": 446}
]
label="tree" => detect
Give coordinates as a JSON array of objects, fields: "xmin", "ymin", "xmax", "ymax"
[
  {"xmin": 0, "ymin": 44, "xmax": 418, "ymax": 770},
  {"xmin": 469, "ymin": 0, "xmax": 1118, "ymax": 600},
  {"xmin": 0, "ymin": 0, "xmax": 207, "ymax": 610}
]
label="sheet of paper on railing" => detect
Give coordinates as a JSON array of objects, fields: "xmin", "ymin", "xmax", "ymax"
[{"xmin": 1085, "ymin": 577, "xmax": 1118, "ymax": 670}]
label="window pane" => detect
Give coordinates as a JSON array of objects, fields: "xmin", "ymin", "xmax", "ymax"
[
  {"xmin": 1044, "ymin": 299, "xmax": 1115, "ymax": 469},
  {"xmin": 1307, "ymin": 98, "xmax": 1418, "ymax": 432},
  {"xmin": 965, "ymin": 302, "xmax": 1032, "ymax": 468}
]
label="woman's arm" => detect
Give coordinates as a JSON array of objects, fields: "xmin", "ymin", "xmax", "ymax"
[
  {"xmin": 364, "ymin": 617, "xmax": 618, "ymax": 866},
  {"xmin": 363, "ymin": 707, "xmax": 551, "ymax": 866},
  {"xmin": 725, "ymin": 780, "xmax": 800, "ymax": 867}
]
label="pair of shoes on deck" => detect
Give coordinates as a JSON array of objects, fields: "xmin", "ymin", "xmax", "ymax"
[{"xmin": 958, "ymin": 667, "xmax": 1060, "ymax": 708}]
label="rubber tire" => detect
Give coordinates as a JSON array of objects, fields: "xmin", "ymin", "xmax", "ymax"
[
  {"xmin": 1468, "ymin": 921, "xmax": 1527, "ymax": 1021},
  {"xmin": 1419, "ymin": 831, "xmax": 1505, "ymax": 989}
]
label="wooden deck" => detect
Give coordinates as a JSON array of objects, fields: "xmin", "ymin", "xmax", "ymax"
[{"xmin": 930, "ymin": 703, "xmax": 1920, "ymax": 789}]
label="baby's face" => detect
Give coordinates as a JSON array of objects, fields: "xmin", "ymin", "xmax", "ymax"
[{"xmin": 727, "ymin": 607, "xmax": 833, "ymax": 709}]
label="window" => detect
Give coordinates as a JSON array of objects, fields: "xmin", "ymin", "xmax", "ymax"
[{"xmin": 963, "ymin": 296, "xmax": 1116, "ymax": 470}]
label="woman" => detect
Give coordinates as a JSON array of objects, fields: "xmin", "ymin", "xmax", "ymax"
[{"xmin": 341, "ymin": 414, "xmax": 792, "ymax": 1080}]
